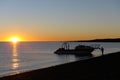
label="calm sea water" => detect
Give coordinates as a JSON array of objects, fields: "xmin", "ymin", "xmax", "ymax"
[{"xmin": 0, "ymin": 42, "xmax": 120, "ymax": 77}]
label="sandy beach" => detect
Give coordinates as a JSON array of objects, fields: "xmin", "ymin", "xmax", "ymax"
[{"xmin": 0, "ymin": 51, "xmax": 120, "ymax": 80}]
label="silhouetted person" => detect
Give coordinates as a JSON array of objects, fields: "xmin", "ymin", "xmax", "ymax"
[{"xmin": 101, "ymin": 47, "xmax": 104, "ymax": 55}]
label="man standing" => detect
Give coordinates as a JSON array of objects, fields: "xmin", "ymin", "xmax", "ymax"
[{"xmin": 101, "ymin": 47, "xmax": 104, "ymax": 55}]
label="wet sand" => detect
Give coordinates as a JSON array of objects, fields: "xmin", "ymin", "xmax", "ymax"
[{"xmin": 0, "ymin": 52, "xmax": 120, "ymax": 80}]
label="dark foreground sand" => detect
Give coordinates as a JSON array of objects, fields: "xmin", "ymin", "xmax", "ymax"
[{"xmin": 0, "ymin": 52, "xmax": 120, "ymax": 80}]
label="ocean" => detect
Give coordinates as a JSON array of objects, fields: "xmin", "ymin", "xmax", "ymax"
[{"xmin": 0, "ymin": 42, "xmax": 120, "ymax": 77}]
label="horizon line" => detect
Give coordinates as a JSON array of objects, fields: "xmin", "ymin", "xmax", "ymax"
[{"xmin": 0, "ymin": 38, "xmax": 119, "ymax": 42}]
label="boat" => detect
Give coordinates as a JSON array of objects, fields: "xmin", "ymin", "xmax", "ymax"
[{"xmin": 54, "ymin": 42, "xmax": 101, "ymax": 56}]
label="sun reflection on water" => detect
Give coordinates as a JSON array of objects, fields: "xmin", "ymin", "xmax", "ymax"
[{"xmin": 12, "ymin": 42, "xmax": 19, "ymax": 70}]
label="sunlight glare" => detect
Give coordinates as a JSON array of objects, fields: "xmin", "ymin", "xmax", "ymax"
[{"xmin": 11, "ymin": 37, "xmax": 20, "ymax": 43}]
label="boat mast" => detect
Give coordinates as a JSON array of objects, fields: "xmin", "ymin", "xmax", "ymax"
[{"xmin": 62, "ymin": 42, "xmax": 69, "ymax": 50}]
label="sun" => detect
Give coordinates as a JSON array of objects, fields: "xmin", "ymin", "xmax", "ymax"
[{"xmin": 10, "ymin": 37, "xmax": 20, "ymax": 43}]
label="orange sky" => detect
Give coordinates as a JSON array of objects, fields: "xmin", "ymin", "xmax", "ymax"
[{"xmin": 0, "ymin": 0, "xmax": 120, "ymax": 41}]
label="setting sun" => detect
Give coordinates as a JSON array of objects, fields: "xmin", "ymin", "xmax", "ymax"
[{"xmin": 10, "ymin": 37, "xmax": 20, "ymax": 43}]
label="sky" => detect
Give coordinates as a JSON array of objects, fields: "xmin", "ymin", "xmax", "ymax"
[{"xmin": 0, "ymin": 0, "xmax": 120, "ymax": 41}]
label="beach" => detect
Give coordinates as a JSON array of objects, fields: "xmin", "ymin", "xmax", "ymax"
[
  {"xmin": 0, "ymin": 0, "xmax": 120, "ymax": 79},
  {"xmin": 0, "ymin": 51, "xmax": 120, "ymax": 80}
]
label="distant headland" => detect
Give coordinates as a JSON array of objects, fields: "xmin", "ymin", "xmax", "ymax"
[{"xmin": 74, "ymin": 38, "xmax": 120, "ymax": 42}]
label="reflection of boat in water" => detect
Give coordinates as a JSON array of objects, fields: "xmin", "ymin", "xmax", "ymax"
[{"xmin": 54, "ymin": 42, "xmax": 101, "ymax": 56}]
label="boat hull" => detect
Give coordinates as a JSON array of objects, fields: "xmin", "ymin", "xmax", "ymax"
[{"xmin": 54, "ymin": 49, "xmax": 94, "ymax": 56}]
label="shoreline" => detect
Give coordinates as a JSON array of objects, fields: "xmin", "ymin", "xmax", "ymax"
[{"xmin": 0, "ymin": 51, "xmax": 120, "ymax": 80}]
